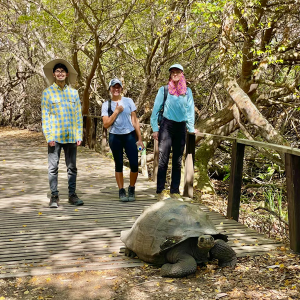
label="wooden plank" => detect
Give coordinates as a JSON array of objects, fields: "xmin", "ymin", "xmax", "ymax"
[
  {"xmin": 183, "ymin": 154, "xmax": 194, "ymax": 198},
  {"xmin": 185, "ymin": 132, "xmax": 195, "ymax": 162},
  {"xmin": 0, "ymin": 255, "xmax": 135, "ymax": 267},
  {"xmin": 183, "ymin": 133, "xmax": 195, "ymax": 198},
  {"xmin": 0, "ymin": 258, "xmax": 143, "ymax": 271},
  {"xmin": 227, "ymin": 141, "xmax": 245, "ymax": 221},
  {"xmin": 0, "ymin": 244, "xmax": 124, "ymax": 259},
  {"xmin": 0, "ymin": 234, "xmax": 280, "ymax": 255},
  {"xmin": 0, "ymin": 215, "xmax": 250, "ymax": 228},
  {"xmin": 0, "ymin": 216, "xmax": 255, "ymax": 236},
  {"xmin": 285, "ymin": 153, "xmax": 300, "ymax": 253},
  {"xmin": 0, "ymin": 245, "xmax": 125, "ymax": 259}
]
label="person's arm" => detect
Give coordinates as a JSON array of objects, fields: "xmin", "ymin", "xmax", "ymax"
[
  {"xmin": 75, "ymin": 91, "xmax": 83, "ymax": 145},
  {"xmin": 41, "ymin": 91, "xmax": 54, "ymax": 144},
  {"xmin": 186, "ymin": 88, "xmax": 195, "ymax": 133},
  {"xmin": 150, "ymin": 87, "xmax": 164, "ymax": 140},
  {"xmin": 102, "ymin": 103, "xmax": 124, "ymax": 129},
  {"xmin": 131, "ymin": 111, "xmax": 144, "ymax": 149}
]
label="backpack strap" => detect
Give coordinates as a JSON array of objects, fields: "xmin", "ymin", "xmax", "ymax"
[
  {"xmin": 108, "ymin": 99, "xmax": 113, "ymax": 117},
  {"xmin": 161, "ymin": 85, "xmax": 168, "ymax": 114},
  {"xmin": 156, "ymin": 85, "xmax": 169, "ymax": 121}
]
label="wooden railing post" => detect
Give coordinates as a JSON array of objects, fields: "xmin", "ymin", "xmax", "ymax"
[
  {"xmin": 227, "ymin": 141, "xmax": 245, "ymax": 221},
  {"xmin": 153, "ymin": 140, "xmax": 159, "ymax": 183},
  {"xmin": 183, "ymin": 133, "xmax": 195, "ymax": 198},
  {"xmin": 285, "ymin": 153, "xmax": 300, "ymax": 253}
]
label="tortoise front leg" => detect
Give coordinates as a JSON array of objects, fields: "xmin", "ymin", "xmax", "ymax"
[
  {"xmin": 209, "ymin": 239, "xmax": 237, "ymax": 267},
  {"xmin": 161, "ymin": 243, "xmax": 197, "ymax": 278},
  {"xmin": 161, "ymin": 254, "xmax": 197, "ymax": 277}
]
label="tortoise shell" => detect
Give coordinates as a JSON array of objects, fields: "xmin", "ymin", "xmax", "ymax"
[{"xmin": 121, "ymin": 199, "xmax": 226, "ymax": 264}]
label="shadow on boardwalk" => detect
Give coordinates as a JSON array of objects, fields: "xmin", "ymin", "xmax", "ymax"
[{"xmin": 0, "ymin": 128, "xmax": 157, "ymax": 278}]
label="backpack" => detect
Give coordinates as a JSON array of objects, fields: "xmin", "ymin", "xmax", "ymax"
[{"xmin": 157, "ymin": 85, "xmax": 168, "ymax": 126}]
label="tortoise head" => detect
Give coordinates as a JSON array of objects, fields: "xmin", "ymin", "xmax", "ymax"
[{"xmin": 197, "ymin": 235, "xmax": 215, "ymax": 250}]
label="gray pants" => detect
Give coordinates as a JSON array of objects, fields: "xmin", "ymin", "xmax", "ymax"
[{"xmin": 48, "ymin": 143, "xmax": 77, "ymax": 196}]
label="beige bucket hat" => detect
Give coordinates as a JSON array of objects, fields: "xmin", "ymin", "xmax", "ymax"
[{"xmin": 43, "ymin": 58, "xmax": 78, "ymax": 85}]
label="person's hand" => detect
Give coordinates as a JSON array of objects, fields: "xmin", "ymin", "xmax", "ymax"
[
  {"xmin": 136, "ymin": 140, "xmax": 144, "ymax": 150},
  {"xmin": 77, "ymin": 141, "xmax": 82, "ymax": 146},
  {"xmin": 194, "ymin": 129, "xmax": 199, "ymax": 134},
  {"xmin": 48, "ymin": 141, "xmax": 55, "ymax": 147},
  {"xmin": 152, "ymin": 132, "xmax": 159, "ymax": 141},
  {"xmin": 115, "ymin": 102, "xmax": 124, "ymax": 114}
]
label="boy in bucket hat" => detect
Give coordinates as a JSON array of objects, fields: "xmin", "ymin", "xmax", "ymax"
[{"xmin": 41, "ymin": 59, "xmax": 84, "ymax": 208}]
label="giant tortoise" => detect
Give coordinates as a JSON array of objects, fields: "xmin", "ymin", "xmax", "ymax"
[{"xmin": 121, "ymin": 199, "xmax": 237, "ymax": 277}]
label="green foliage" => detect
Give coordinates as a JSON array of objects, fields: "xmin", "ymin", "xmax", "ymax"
[
  {"xmin": 263, "ymin": 187, "xmax": 288, "ymax": 222},
  {"xmin": 192, "ymin": 0, "xmax": 225, "ymax": 20},
  {"xmin": 222, "ymin": 165, "xmax": 231, "ymax": 181},
  {"xmin": 257, "ymin": 166, "xmax": 275, "ymax": 181}
]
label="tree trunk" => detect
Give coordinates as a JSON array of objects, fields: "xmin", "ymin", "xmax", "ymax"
[{"xmin": 224, "ymin": 78, "xmax": 289, "ymax": 147}]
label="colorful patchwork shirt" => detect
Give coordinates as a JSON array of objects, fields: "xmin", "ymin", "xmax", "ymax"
[{"xmin": 41, "ymin": 83, "xmax": 83, "ymax": 143}]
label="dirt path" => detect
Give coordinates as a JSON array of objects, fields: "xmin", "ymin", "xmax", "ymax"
[{"xmin": 0, "ymin": 127, "xmax": 299, "ymax": 300}]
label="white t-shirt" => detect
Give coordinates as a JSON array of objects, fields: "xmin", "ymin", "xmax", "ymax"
[{"xmin": 101, "ymin": 97, "xmax": 136, "ymax": 134}]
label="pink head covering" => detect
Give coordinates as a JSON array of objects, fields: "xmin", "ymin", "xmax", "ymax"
[{"xmin": 168, "ymin": 73, "xmax": 187, "ymax": 96}]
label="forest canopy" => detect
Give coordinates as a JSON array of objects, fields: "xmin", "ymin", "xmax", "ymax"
[{"xmin": 1, "ymin": 0, "xmax": 300, "ymax": 192}]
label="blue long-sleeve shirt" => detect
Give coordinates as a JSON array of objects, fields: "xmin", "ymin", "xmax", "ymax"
[{"xmin": 150, "ymin": 86, "xmax": 195, "ymax": 133}]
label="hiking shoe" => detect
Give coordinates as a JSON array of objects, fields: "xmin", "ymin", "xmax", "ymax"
[
  {"xmin": 69, "ymin": 193, "xmax": 84, "ymax": 206},
  {"xmin": 119, "ymin": 188, "xmax": 128, "ymax": 202},
  {"xmin": 128, "ymin": 186, "xmax": 136, "ymax": 202},
  {"xmin": 170, "ymin": 193, "xmax": 183, "ymax": 201},
  {"xmin": 49, "ymin": 195, "xmax": 59, "ymax": 208},
  {"xmin": 157, "ymin": 190, "xmax": 170, "ymax": 201}
]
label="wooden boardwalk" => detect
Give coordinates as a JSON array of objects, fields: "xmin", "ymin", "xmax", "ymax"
[{"xmin": 0, "ymin": 133, "xmax": 283, "ymax": 278}]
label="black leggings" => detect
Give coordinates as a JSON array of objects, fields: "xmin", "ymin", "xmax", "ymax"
[
  {"xmin": 109, "ymin": 130, "xmax": 138, "ymax": 173},
  {"xmin": 157, "ymin": 117, "xmax": 186, "ymax": 194}
]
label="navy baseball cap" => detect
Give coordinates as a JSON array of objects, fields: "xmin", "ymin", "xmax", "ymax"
[{"xmin": 108, "ymin": 78, "xmax": 123, "ymax": 89}]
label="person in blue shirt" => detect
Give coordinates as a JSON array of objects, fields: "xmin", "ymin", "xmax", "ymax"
[
  {"xmin": 150, "ymin": 64, "xmax": 195, "ymax": 201},
  {"xmin": 101, "ymin": 78, "xmax": 144, "ymax": 202}
]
